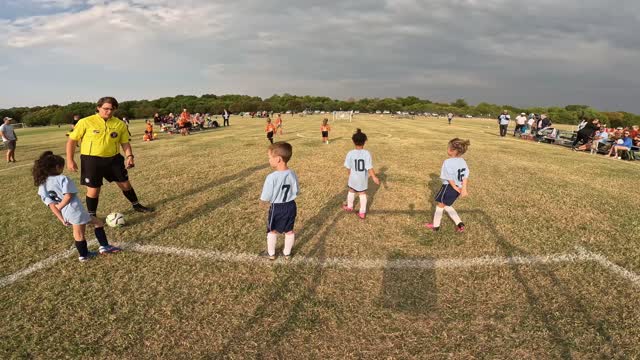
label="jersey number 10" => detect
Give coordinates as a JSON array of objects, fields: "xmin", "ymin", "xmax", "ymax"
[{"xmin": 354, "ymin": 159, "xmax": 365, "ymax": 172}]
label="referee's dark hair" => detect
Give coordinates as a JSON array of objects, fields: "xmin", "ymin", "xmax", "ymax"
[
  {"xmin": 97, "ymin": 96, "xmax": 119, "ymax": 110},
  {"xmin": 269, "ymin": 142, "xmax": 292, "ymax": 163}
]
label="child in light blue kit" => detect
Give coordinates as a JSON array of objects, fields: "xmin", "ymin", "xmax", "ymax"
[
  {"xmin": 32, "ymin": 151, "xmax": 121, "ymax": 262},
  {"xmin": 425, "ymin": 138, "xmax": 470, "ymax": 232},
  {"xmin": 260, "ymin": 142, "xmax": 299, "ymax": 260},
  {"xmin": 342, "ymin": 128, "xmax": 380, "ymax": 219}
]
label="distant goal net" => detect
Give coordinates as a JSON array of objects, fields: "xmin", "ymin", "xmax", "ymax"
[{"xmin": 332, "ymin": 111, "xmax": 353, "ymax": 122}]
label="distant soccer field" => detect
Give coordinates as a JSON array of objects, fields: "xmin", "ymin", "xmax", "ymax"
[{"xmin": 1, "ymin": 115, "xmax": 639, "ymax": 358}]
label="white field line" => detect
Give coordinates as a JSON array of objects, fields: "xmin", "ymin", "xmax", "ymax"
[
  {"xmin": 0, "ymin": 163, "xmax": 31, "ymax": 173},
  {"xmin": 3, "ymin": 243, "xmax": 638, "ymax": 289},
  {"xmin": 576, "ymin": 246, "xmax": 640, "ymax": 288},
  {"xmin": 125, "ymin": 244, "xmax": 587, "ymax": 269},
  {"xmin": 0, "ymin": 240, "xmax": 97, "ymax": 289}
]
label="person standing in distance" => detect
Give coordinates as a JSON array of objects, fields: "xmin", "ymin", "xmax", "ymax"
[
  {"xmin": 66, "ymin": 97, "xmax": 153, "ymax": 217},
  {"xmin": 0, "ymin": 117, "xmax": 17, "ymax": 163},
  {"xmin": 498, "ymin": 110, "xmax": 510, "ymax": 137},
  {"xmin": 222, "ymin": 109, "xmax": 230, "ymax": 127},
  {"xmin": 447, "ymin": 112, "xmax": 454, "ymax": 125}
]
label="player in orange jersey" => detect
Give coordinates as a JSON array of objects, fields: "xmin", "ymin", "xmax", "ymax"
[
  {"xmin": 320, "ymin": 118, "xmax": 331, "ymax": 144},
  {"xmin": 265, "ymin": 118, "xmax": 277, "ymax": 144}
]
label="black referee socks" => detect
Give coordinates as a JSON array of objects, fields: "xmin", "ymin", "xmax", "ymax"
[
  {"xmin": 86, "ymin": 196, "xmax": 99, "ymax": 216},
  {"xmin": 122, "ymin": 189, "xmax": 139, "ymax": 204}
]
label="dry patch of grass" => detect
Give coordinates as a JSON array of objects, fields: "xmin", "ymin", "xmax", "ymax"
[{"xmin": 1, "ymin": 115, "xmax": 639, "ymax": 358}]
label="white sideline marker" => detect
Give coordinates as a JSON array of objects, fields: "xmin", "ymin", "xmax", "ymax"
[
  {"xmin": 2, "ymin": 243, "xmax": 639, "ymax": 289},
  {"xmin": 0, "ymin": 163, "xmax": 32, "ymax": 173},
  {"xmin": 0, "ymin": 240, "xmax": 97, "ymax": 289},
  {"xmin": 576, "ymin": 246, "xmax": 640, "ymax": 288}
]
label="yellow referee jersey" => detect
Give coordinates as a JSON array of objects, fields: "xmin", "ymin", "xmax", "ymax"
[{"xmin": 69, "ymin": 114, "xmax": 130, "ymax": 157}]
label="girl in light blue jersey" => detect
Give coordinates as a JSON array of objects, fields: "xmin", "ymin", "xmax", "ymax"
[
  {"xmin": 342, "ymin": 129, "xmax": 380, "ymax": 219},
  {"xmin": 32, "ymin": 151, "xmax": 121, "ymax": 262},
  {"xmin": 425, "ymin": 138, "xmax": 470, "ymax": 232}
]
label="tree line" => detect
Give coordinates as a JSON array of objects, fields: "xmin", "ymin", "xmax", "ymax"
[{"xmin": 1, "ymin": 94, "xmax": 638, "ymax": 128}]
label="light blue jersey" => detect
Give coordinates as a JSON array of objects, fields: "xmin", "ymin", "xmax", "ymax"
[
  {"xmin": 440, "ymin": 157, "xmax": 469, "ymax": 188},
  {"xmin": 597, "ymin": 131, "xmax": 609, "ymax": 144},
  {"xmin": 499, "ymin": 114, "xmax": 510, "ymax": 125},
  {"xmin": 344, "ymin": 149, "xmax": 373, "ymax": 192},
  {"xmin": 38, "ymin": 175, "xmax": 91, "ymax": 225},
  {"xmin": 260, "ymin": 169, "xmax": 299, "ymax": 204}
]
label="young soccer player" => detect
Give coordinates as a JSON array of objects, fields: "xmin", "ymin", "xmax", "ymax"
[
  {"xmin": 342, "ymin": 129, "xmax": 380, "ymax": 219},
  {"xmin": 144, "ymin": 120, "xmax": 154, "ymax": 141},
  {"xmin": 275, "ymin": 114, "xmax": 283, "ymax": 135},
  {"xmin": 321, "ymin": 118, "xmax": 331, "ymax": 144},
  {"xmin": 260, "ymin": 142, "xmax": 299, "ymax": 260},
  {"xmin": 32, "ymin": 151, "xmax": 121, "ymax": 262},
  {"xmin": 265, "ymin": 118, "xmax": 276, "ymax": 144},
  {"xmin": 425, "ymin": 138, "xmax": 470, "ymax": 232}
]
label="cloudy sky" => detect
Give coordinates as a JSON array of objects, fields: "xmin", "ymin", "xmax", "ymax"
[{"xmin": 1, "ymin": 0, "xmax": 640, "ymax": 112}]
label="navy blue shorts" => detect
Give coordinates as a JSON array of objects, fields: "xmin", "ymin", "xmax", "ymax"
[
  {"xmin": 267, "ymin": 200, "xmax": 297, "ymax": 233},
  {"xmin": 434, "ymin": 184, "xmax": 459, "ymax": 206}
]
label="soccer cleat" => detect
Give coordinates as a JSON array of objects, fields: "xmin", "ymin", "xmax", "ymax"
[
  {"xmin": 259, "ymin": 250, "xmax": 276, "ymax": 261},
  {"xmin": 424, "ymin": 223, "xmax": 440, "ymax": 232},
  {"xmin": 99, "ymin": 245, "xmax": 122, "ymax": 254},
  {"xmin": 342, "ymin": 205, "xmax": 353, "ymax": 212},
  {"xmin": 456, "ymin": 223, "xmax": 465, "ymax": 233},
  {"xmin": 281, "ymin": 252, "xmax": 292, "ymax": 260},
  {"xmin": 132, "ymin": 203, "xmax": 154, "ymax": 213},
  {"xmin": 78, "ymin": 252, "xmax": 97, "ymax": 262},
  {"xmin": 358, "ymin": 212, "xmax": 366, "ymax": 220}
]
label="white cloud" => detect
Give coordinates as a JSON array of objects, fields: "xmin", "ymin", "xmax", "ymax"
[{"xmin": 1, "ymin": 0, "xmax": 640, "ymax": 111}]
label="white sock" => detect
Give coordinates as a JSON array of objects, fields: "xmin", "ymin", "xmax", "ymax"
[
  {"xmin": 347, "ymin": 192, "xmax": 355, "ymax": 208},
  {"xmin": 267, "ymin": 232, "xmax": 277, "ymax": 256},
  {"xmin": 284, "ymin": 233, "xmax": 295, "ymax": 256},
  {"xmin": 444, "ymin": 206, "xmax": 462, "ymax": 225},
  {"xmin": 359, "ymin": 194, "xmax": 367, "ymax": 214},
  {"xmin": 433, "ymin": 207, "xmax": 444, "ymax": 227}
]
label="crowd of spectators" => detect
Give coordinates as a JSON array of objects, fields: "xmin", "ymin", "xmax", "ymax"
[
  {"xmin": 500, "ymin": 110, "xmax": 640, "ymax": 160},
  {"xmin": 154, "ymin": 109, "xmax": 230, "ymax": 136}
]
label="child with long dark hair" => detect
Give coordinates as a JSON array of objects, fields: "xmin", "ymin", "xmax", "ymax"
[
  {"xmin": 342, "ymin": 129, "xmax": 380, "ymax": 219},
  {"xmin": 33, "ymin": 151, "xmax": 121, "ymax": 262}
]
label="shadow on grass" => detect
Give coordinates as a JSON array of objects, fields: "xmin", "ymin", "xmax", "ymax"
[
  {"xmin": 463, "ymin": 209, "xmax": 613, "ymax": 359},
  {"xmin": 133, "ymin": 183, "xmax": 255, "ymax": 244},
  {"xmin": 125, "ymin": 163, "xmax": 269, "ymax": 222},
  {"xmin": 380, "ymin": 250, "xmax": 437, "ymax": 314},
  {"xmin": 215, "ymin": 188, "xmax": 348, "ymax": 358}
]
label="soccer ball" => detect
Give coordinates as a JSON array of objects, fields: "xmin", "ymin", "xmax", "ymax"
[
  {"xmin": 617, "ymin": 139, "xmax": 624, "ymax": 145},
  {"xmin": 106, "ymin": 212, "xmax": 125, "ymax": 228}
]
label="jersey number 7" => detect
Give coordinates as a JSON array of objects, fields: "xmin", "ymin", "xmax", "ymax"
[{"xmin": 282, "ymin": 184, "xmax": 290, "ymax": 202}]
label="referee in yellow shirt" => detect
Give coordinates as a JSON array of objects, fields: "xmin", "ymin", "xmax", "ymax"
[{"xmin": 66, "ymin": 96, "xmax": 153, "ymax": 216}]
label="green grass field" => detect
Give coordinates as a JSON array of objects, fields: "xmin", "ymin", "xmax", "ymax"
[{"xmin": 1, "ymin": 115, "xmax": 639, "ymax": 359}]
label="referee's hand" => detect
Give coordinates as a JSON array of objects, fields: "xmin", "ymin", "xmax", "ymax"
[
  {"xmin": 126, "ymin": 157, "xmax": 135, "ymax": 169},
  {"xmin": 68, "ymin": 160, "xmax": 78, "ymax": 172}
]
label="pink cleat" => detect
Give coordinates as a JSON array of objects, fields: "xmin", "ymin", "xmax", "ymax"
[
  {"xmin": 358, "ymin": 212, "xmax": 366, "ymax": 219},
  {"xmin": 424, "ymin": 223, "xmax": 440, "ymax": 232},
  {"xmin": 342, "ymin": 205, "xmax": 353, "ymax": 212},
  {"xmin": 456, "ymin": 223, "xmax": 465, "ymax": 233}
]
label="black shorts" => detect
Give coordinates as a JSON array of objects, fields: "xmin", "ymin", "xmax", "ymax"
[
  {"xmin": 267, "ymin": 131, "xmax": 274, "ymax": 139},
  {"xmin": 267, "ymin": 200, "xmax": 297, "ymax": 233},
  {"xmin": 4, "ymin": 140, "xmax": 16, "ymax": 150},
  {"xmin": 434, "ymin": 184, "xmax": 459, "ymax": 206},
  {"xmin": 80, "ymin": 154, "xmax": 129, "ymax": 188},
  {"xmin": 321, "ymin": 131, "xmax": 329, "ymax": 137}
]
